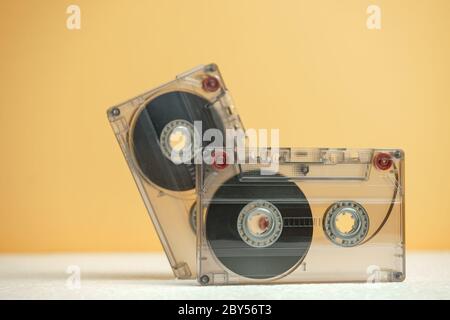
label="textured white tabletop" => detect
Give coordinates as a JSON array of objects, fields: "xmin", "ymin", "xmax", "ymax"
[{"xmin": 0, "ymin": 252, "xmax": 448, "ymax": 300}]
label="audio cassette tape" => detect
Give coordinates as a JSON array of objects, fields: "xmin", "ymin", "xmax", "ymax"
[
  {"xmin": 196, "ymin": 148, "xmax": 405, "ymax": 285},
  {"xmin": 107, "ymin": 64, "xmax": 243, "ymax": 279}
]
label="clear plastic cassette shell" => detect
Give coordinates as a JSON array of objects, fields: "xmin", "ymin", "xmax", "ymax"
[
  {"xmin": 196, "ymin": 148, "xmax": 405, "ymax": 285},
  {"xmin": 107, "ymin": 64, "xmax": 243, "ymax": 279}
]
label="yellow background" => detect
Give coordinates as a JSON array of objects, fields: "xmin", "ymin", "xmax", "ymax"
[{"xmin": 1, "ymin": 0, "xmax": 449, "ymax": 252}]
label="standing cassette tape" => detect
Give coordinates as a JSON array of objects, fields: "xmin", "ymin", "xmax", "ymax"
[
  {"xmin": 107, "ymin": 64, "xmax": 243, "ymax": 279},
  {"xmin": 197, "ymin": 148, "xmax": 405, "ymax": 285}
]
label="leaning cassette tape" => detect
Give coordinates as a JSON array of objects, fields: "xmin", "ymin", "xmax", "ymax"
[
  {"xmin": 107, "ymin": 64, "xmax": 243, "ymax": 279},
  {"xmin": 196, "ymin": 148, "xmax": 405, "ymax": 284}
]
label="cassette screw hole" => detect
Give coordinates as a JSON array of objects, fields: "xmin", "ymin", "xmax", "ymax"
[
  {"xmin": 202, "ymin": 76, "xmax": 220, "ymax": 92},
  {"xmin": 200, "ymin": 275, "xmax": 210, "ymax": 285},
  {"xmin": 111, "ymin": 108, "xmax": 120, "ymax": 116},
  {"xmin": 212, "ymin": 151, "xmax": 228, "ymax": 170},
  {"xmin": 394, "ymin": 272, "xmax": 404, "ymax": 281},
  {"xmin": 300, "ymin": 164, "xmax": 309, "ymax": 176},
  {"xmin": 205, "ymin": 64, "xmax": 217, "ymax": 72},
  {"xmin": 374, "ymin": 152, "xmax": 393, "ymax": 171}
]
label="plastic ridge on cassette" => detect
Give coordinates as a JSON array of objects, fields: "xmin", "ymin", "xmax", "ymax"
[
  {"xmin": 107, "ymin": 64, "xmax": 243, "ymax": 279},
  {"xmin": 196, "ymin": 148, "xmax": 405, "ymax": 285}
]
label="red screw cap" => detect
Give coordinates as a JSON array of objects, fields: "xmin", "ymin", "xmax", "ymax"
[
  {"xmin": 374, "ymin": 152, "xmax": 393, "ymax": 171},
  {"xmin": 212, "ymin": 150, "xmax": 228, "ymax": 170},
  {"xmin": 202, "ymin": 76, "xmax": 220, "ymax": 92}
]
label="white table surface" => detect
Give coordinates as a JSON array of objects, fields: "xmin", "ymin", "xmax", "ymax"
[{"xmin": 0, "ymin": 252, "xmax": 449, "ymax": 300}]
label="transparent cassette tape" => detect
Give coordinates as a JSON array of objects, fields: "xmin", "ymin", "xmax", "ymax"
[
  {"xmin": 107, "ymin": 64, "xmax": 243, "ymax": 279},
  {"xmin": 196, "ymin": 148, "xmax": 405, "ymax": 284}
]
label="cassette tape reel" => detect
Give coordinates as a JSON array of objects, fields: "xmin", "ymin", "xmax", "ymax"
[
  {"xmin": 197, "ymin": 148, "xmax": 405, "ymax": 285},
  {"xmin": 107, "ymin": 64, "xmax": 243, "ymax": 279}
]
